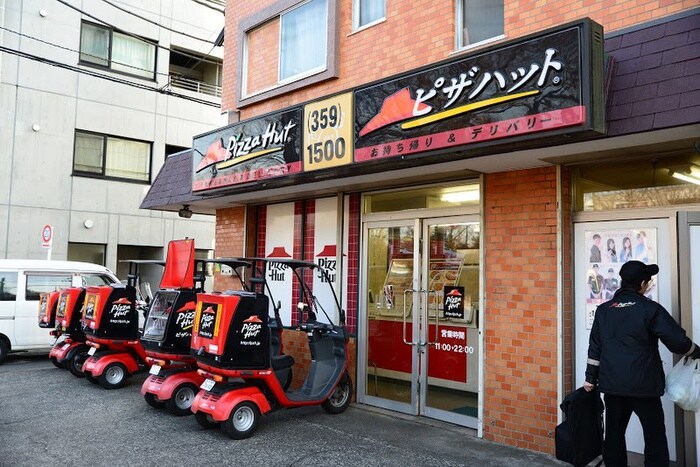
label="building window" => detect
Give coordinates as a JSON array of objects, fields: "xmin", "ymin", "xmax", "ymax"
[
  {"xmin": 238, "ymin": 0, "xmax": 338, "ymax": 106},
  {"xmin": 73, "ymin": 131, "xmax": 151, "ymax": 183},
  {"xmin": 354, "ymin": 0, "xmax": 385, "ymax": 30},
  {"xmin": 457, "ymin": 0, "xmax": 504, "ymax": 49},
  {"xmin": 279, "ymin": 0, "xmax": 328, "ymax": 82},
  {"xmin": 79, "ymin": 21, "xmax": 156, "ymax": 79},
  {"xmin": 68, "ymin": 243, "xmax": 106, "ymax": 266},
  {"xmin": 572, "ymin": 153, "xmax": 700, "ymax": 211}
]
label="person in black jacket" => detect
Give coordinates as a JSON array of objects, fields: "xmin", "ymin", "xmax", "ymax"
[{"xmin": 584, "ymin": 260, "xmax": 700, "ymax": 467}]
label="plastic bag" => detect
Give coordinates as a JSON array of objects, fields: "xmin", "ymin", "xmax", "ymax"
[{"xmin": 666, "ymin": 357, "xmax": 700, "ymax": 412}]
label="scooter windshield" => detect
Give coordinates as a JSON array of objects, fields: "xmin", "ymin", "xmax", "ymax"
[{"xmin": 142, "ymin": 291, "xmax": 178, "ymax": 341}]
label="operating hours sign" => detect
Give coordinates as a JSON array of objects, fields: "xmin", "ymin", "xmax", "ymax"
[
  {"xmin": 303, "ymin": 92, "xmax": 354, "ymax": 172},
  {"xmin": 41, "ymin": 224, "xmax": 53, "ymax": 248}
]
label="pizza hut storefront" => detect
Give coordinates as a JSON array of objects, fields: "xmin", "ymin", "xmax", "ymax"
[{"xmin": 153, "ymin": 20, "xmax": 607, "ymax": 452}]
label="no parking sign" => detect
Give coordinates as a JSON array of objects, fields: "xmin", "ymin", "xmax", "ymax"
[{"xmin": 41, "ymin": 224, "xmax": 53, "ymax": 248}]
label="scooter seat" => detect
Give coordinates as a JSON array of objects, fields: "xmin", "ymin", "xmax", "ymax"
[{"xmin": 271, "ymin": 354, "xmax": 294, "ymax": 371}]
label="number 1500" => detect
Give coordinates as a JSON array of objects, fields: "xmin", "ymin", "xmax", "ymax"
[{"xmin": 306, "ymin": 138, "xmax": 346, "ymax": 164}]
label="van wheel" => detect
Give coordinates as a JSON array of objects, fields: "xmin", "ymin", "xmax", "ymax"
[
  {"xmin": 99, "ymin": 362, "xmax": 128, "ymax": 389},
  {"xmin": 166, "ymin": 383, "xmax": 197, "ymax": 416},
  {"xmin": 194, "ymin": 411, "xmax": 219, "ymax": 430},
  {"xmin": 223, "ymin": 401, "xmax": 260, "ymax": 439},
  {"xmin": 0, "ymin": 339, "xmax": 8, "ymax": 364},
  {"xmin": 322, "ymin": 372, "xmax": 352, "ymax": 414}
]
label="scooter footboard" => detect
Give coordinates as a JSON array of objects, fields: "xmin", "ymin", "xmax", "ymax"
[{"xmin": 192, "ymin": 385, "xmax": 272, "ymax": 422}]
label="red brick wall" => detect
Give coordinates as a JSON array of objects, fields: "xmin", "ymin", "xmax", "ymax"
[
  {"xmin": 223, "ymin": 0, "xmax": 698, "ymax": 115},
  {"xmin": 561, "ymin": 167, "xmax": 574, "ymax": 397},
  {"xmin": 483, "ymin": 167, "xmax": 560, "ymax": 454},
  {"xmin": 214, "ymin": 206, "xmax": 246, "ymax": 291}
]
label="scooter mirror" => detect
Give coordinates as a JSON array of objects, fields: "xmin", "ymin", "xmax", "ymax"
[{"xmin": 141, "ymin": 283, "xmax": 153, "ymax": 303}]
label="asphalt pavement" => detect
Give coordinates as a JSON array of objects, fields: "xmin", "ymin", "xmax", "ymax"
[{"xmin": 0, "ymin": 352, "xmax": 566, "ymax": 467}]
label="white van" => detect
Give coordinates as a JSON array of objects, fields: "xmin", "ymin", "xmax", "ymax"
[{"xmin": 0, "ymin": 260, "xmax": 120, "ymax": 364}]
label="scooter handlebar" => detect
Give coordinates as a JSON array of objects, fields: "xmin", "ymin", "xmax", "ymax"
[{"xmin": 300, "ymin": 321, "xmax": 333, "ymax": 334}]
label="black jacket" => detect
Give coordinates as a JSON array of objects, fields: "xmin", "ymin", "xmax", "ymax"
[{"xmin": 586, "ymin": 288, "xmax": 700, "ymax": 397}]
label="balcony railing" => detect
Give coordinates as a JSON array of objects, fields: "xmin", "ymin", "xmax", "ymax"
[{"xmin": 168, "ymin": 75, "xmax": 222, "ymax": 98}]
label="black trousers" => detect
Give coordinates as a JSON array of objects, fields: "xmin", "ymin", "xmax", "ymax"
[{"xmin": 603, "ymin": 394, "xmax": 669, "ymax": 467}]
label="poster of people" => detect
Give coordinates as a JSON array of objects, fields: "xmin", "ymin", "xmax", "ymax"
[{"xmin": 584, "ymin": 228, "xmax": 657, "ymax": 329}]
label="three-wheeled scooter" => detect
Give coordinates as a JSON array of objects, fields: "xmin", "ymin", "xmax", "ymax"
[
  {"xmin": 47, "ymin": 286, "xmax": 91, "ymax": 376},
  {"xmin": 39, "ymin": 290, "xmax": 63, "ymax": 368},
  {"xmin": 140, "ymin": 239, "xmax": 208, "ymax": 415},
  {"xmin": 81, "ymin": 280, "xmax": 147, "ymax": 389},
  {"xmin": 190, "ymin": 258, "xmax": 352, "ymax": 439}
]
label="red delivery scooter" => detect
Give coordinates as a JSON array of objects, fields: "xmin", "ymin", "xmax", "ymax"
[
  {"xmin": 190, "ymin": 258, "xmax": 352, "ymax": 439},
  {"xmin": 81, "ymin": 280, "xmax": 147, "ymax": 389},
  {"xmin": 140, "ymin": 239, "xmax": 207, "ymax": 415},
  {"xmin": 47, "ymin": 287, "xmax": 92, "ymax": 377},
  {"xmin": 39, "ymin": 290, "xmax": 64, "ymax": 368}
]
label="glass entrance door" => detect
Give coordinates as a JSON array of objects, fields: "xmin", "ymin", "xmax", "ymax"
[{"xmin": 361, "ymin": 217, "xmax": 480, "ymax": 428}]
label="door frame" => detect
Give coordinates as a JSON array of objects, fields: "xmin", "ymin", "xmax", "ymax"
[
  {"xmin": 678, "ymin": 211, "xmax": 700, "ymax": 467},
  {"xmin": 573, "ymin": 217, "xmax": 677, "ymax": 462},
  {"xmin": 357, "ymin": 213, "xmax": 482, "ymax": 430}
]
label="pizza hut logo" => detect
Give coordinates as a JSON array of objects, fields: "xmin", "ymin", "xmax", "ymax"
[
  {"xmin": 175, "ymin": 310, "xmax": 196, "ymax": 331},
  {"xmin": 110, "ymin": 297, "xmax": 132, "ymax": 318},
  {"xmin": 445, "ymin": 288, "xmax": 463, "ymax": 311},
  {"xmin": 240, "ymin": 315, "xmax": 263, "ymax": 346},
  {"xmin": 200, "ymin": 309, "xmax": 215, "ymax": 330},
  {"xmin": 316, "ymin": 245, "xmax": 337, "ymax": 283}
]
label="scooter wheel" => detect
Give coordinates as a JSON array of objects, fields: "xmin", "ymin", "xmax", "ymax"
[
  {"xmin": 194, "ymin": 411, "xmax": 219, "ymax": 430},
  {"xmin": 67, "ymin": 348, "xmax": 89, "ymax": 378},
  {"xmin": 144, "ymin": 393, "xmax": 165, "ymax": 409},
  {"xmin": 85, "ymin": 373, "xmax": 99, "ymax": 384},
  {"xmin": 50, "ymin": 357, "xmax": 62, "ymax": 368},
  {"xmin": 99, "ymin": 362, "xmax": 128, "ymax": 389},
  {"xmin": 322, "ymin": 371, "xmax": 353, "ymax": 414},
  {"xmin": 223, "ymin": 401, "xmax": 260, "ymax": 440},
  {"xmin": 165, "ymin": 383, "xmax": 198, "ymax": 416}
]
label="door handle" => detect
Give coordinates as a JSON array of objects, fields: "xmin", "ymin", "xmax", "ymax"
[
  {"xmin": 402, "ymin": 289, "xmax": 417, "ymax": 346},
  {"xmin": 426, "ymin": 289, "xmax": 440, "ymax": 345}
]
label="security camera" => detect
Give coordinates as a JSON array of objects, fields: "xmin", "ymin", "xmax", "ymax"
[{"xmin": 178, "ymin": 205, "xmax": 193, "ymax": 219}]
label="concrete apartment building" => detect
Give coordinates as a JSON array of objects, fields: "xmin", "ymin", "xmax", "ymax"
[
  {"xmin": 0, "ymin": 0, "xmax": 224, "ymax": 281},
  {"xmin": 139, "ymin": 0, "xmax": 700, "ymax": 463}
]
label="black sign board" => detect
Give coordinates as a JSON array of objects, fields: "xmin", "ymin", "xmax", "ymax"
[
  {"xmin": 354, "ymin": 20, "xmax": 604, "ymax": 163},
  {"xmin": 192, "ymin": 107, "xmax": 303, "ymax": 192},
  {"xmin": 197, "ymin": 303, "xmax": 219, "ymax": 339},
  {"xmin": 444, "ymin": 286, "xmax": 465, "ymax": 319}
]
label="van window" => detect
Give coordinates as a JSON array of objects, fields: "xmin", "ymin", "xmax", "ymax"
[
  {"xmin": 25, "ymin": 274, "xmax": 72, "ymax": 301},
  {"xmin": 82, "ymin": 274, "xmax": 115, "ymax": 286},
  {"xmin": 0, "ymin": 272, "xmax": 18, "ymax": 301}
]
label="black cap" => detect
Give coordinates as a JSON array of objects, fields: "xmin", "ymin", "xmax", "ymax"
[{"xmin": 619, "ymin": 260, "xmax": 659, "ymax": 283}]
